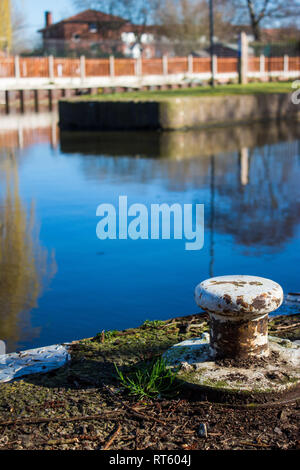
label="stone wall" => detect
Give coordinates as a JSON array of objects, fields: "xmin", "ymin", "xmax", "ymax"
[{"xmin": 59, "ymin": 93, "xmax": 300, "ymax": 131}]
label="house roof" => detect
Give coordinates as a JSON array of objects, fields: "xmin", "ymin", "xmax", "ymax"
[{"xmin": 39, "ymin": 9, "xmax": 129, "ymax": 32}]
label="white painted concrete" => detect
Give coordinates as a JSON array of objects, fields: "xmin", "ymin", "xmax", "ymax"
[
  {"xmin": 0, "ymin": 70, "xmax": 297, "ymax": 91},
  {"xmin": 195, "ymin": 275, "xmax": 283, "ymax": 318},
  {"xmin": 164, "ymin": 335, "xmax": 300, "ymax": 393},
  {"xmin": 0, "ymin": 344, "xmax": 70, "ymax": 383}
]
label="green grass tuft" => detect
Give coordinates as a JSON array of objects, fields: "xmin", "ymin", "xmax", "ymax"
[
  {"xmin": 115, "ymin": 356, "xmax": 179, "ymax": 400},
  {"xmin": 93, "ymin": 330, "xmax": 118, "ymax": 342},
  {"xmin": 142, "ymin": 319, "xmax": 165, "ymax": 329}
]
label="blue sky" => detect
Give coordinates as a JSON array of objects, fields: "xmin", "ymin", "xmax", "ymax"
[{"xmin": 19, "ymin": 0, "xmax": 77, "ymax": 43}]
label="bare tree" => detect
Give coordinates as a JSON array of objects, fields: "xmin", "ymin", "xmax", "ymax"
[
  {"xmin": 11, "ymin": 0, "xmax": 29, "ymax": 54},
  {"xmin": 232, "ymin": 0, "xmax": 300, "ymax": 40},
  {"xmin": 155, "ymin": 0, "xmax": 235, "ymax": 55},
  {"xmin": 73, "ymin": 0, "xmax": 157, "ymax": 25}
]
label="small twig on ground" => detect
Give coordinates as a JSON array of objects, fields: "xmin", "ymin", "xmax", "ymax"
[
  {"xmin": 102, "ymin": 423, "xmax": 122, "ymax": 450},
  {"xmin": 103, "ymin": 384, "xmax": 174, "ymax": 425},
  {"xmin": 239, "ymin": 441, "xmax": 272, "ymax": 448},
  {"xmin": 271, "ymin": 323, "xmax": 300, "ymax": 331},
  {"xmin": 45, "ymin": 438, "xmax": 80, "ymax": 446},
  {"xmin": 0, "ymin": 410, "xmax": 125, "ymax": 427},
  {"xmin": 44, "ymin": 435, "xmax": 105, "ymax": 446}
]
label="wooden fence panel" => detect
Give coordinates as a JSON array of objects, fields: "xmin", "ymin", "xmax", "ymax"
[
  {"xmin": 192, "ymin": 58, "xmax": 211, "ymax": 74},
  {"xmin": 217, "ymin": 58, "xmax": 238, "ymax": 73},
  {"xmin": 265, "ymin": 57, "xmax": 284, "ymax": 72},
  {"xmin": 142, "ymin": 58, "xmax": 163, "ymax": 75},
  {"xmin": 85, "ymin": 59, "xmax": 110, "ymax": 76},
  {"xmin": 114, "ymin": 59, "xmax": 136, "ymax": 76},
  {"xmin": 287, "ymin": 57, "xmax": 300, "ymax": 71},
  {"xmin": 167, "ymin": 57, "xmax": 188, "ymax": 74},
  {"xmin": 248, "ymin": 57, "xmax": 260, "ymax": 72},
  {"xmin": 0, "ymin": 58, "xmax": 14, "ymax": 78},
  {"xmin": 20, "ymin": 57, "xmax": 49, "ymax": 77},
  {"xmin": 54, "ymin": 58, "xmax": 81, "ymax": 77}
]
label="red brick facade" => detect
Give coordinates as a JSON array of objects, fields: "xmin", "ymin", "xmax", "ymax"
[{"xmin": 38, "ymin": 9, "xmax": 156, "ymax": 58}]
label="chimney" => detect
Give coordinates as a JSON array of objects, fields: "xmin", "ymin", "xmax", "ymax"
[{"xmin": 45, "ymin": 11, "xmax": 53, "ymax": 27}]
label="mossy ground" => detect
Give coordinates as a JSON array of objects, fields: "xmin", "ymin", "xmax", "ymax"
[{"xmin": 0, "ymin": 313, "xmax": 299, "ymax": 450}]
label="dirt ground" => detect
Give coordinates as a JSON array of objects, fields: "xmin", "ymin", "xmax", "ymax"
[{"xmin": 0, "ymin": 313, "xmax": 299, "ymax": 450}]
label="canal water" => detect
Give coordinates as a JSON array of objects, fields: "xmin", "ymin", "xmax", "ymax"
[{"xmin": 0, "ymin": 114, "xmax": 299, "ymax": 352}]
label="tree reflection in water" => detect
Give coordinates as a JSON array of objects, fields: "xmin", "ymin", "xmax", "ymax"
[
  {"xmin": 61, "ymin": 123, "xmax": 300, "ymax": 254},
  {"xmin": 213, "ymin": 141, "xmax": 300, "ymax": 251},
  {"xmin": 0, "ymin": 151, "xmax": 56, "ymax": 352}
]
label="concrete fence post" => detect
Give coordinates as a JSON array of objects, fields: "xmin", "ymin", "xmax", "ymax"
[
  {"xmin": 188, "ymin": 54, "xmax": 193, "ymax": 74},
  {"xmin": 136, "ymin": 56, "xmax": 142, "ymax": 76},
  {"xmin": 260, "ymin": 54, "xmax": 265, "ymax": 78},
  {"xmin": 109, "ymin": 55, "xmax": 115, "ymax": 77},
  {"xmin": 48, "ymin": 55, "xmax": 54, "ymax": 81},
  {"xmin": 212, "ymin": 54, "xmax": 217, "ymax": 79},
  {"xmin": 162, "ymin": 55, "xmax": 168, "ymax": 75},
  {"xmin": 239, "ymin": 32, "xmax": 248, "ymax": 84},
  {"xmin": 80, "ymin": 55, "xmax": 86, "ymax": 82},
  {"xmin": 14, "ymin": 55, "xmax": 20, "ymax": 79},
  {"xmin": 284, "ymin": 54, "xmax": 289, "ymax": 77}
]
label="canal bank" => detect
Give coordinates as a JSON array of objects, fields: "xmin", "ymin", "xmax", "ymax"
[
  {"xmin": 59, "ymin": 83, "xmax": 300, "ymax": 131},
  {"xmin": 0, "ymin": 311, "xmax": 299, "ymax": 450}
]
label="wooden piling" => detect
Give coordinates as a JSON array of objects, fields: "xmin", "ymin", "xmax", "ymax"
[
  {"xmin": 33, "ymin": 89, "xmax": 39, "ymax": 113},
  {"xmin": 5, "ymin": 90, "xmax": 10, "ymax": 114},
  {"xmin": 48, "ymin": 89, "xmax": 53, "ymax": 111},
  {"xmin": 19, "ymin": 89, "xmax": 25, "ymax": 113}
]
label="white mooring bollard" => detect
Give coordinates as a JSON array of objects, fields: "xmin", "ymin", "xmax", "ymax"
[
  {"xmin": 163, "ymin": 274, "xmax": 300, "ymax": 401},
  {"xmin": 195, "ymin": 275, "xmax": 283, "ymax": 359}
]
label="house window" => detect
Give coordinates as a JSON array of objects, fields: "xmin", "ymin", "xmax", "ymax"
[
  {"xmin": 89, "ymin": 23, "xmax": 98, "ymax": 33},
  {"xmin": 121, "ymin": 32, "xmax": 136, "ymax": 43}
]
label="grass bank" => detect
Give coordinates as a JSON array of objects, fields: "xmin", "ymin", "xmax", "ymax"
[{"xmin": 79, "ymin": 81, "xmax": 294, "ymax": 102}]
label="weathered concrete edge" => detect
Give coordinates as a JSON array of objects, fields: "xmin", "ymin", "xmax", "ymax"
[
  {"xmin": 0, "ymin": 295, "xmax": 298, "ymax": 384},
  {"xmin": 59, "ymin": 93, "xmax": 300, "ymax": 131},
  {"xmin": 0, "ymin": 344, "xmax": 70, "ymax": 383}
]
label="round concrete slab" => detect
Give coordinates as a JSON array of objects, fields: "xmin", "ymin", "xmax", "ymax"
[
  {"xmin": 195, "ymin": 275, "xmax": 283, "ymax": 319},
  {"xmin": 163, "ymin": 334, "xmax": 300, "ymax": 402}
]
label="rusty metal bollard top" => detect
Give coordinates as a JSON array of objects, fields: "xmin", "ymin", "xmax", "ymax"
[{"xmin": 195, "ymin": 275, "xmax": 283, "ymax": 359}]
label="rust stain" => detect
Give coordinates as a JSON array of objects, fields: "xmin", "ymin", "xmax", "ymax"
[
  {"xmin": 210, "ymin": 315, "xmax": 268, "ymax": 359},
  {"xmin": 223, "ymin": 294, "xmax": 232, "ymax": 304},
  {"xmin": 236, "ymin": 295, "xmax": 249, "ymax": 309},
  {"xmin": 251, "ymin": 294, "xmax": 267, "ymax": 310},
  {"xmin": 209, "ymin": 281, "xmax": 247, "ymax": 287}
]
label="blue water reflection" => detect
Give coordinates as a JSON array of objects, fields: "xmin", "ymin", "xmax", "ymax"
[{"xmin": 0, "ymin": 117, "xmax": 299, "ymax": 352}]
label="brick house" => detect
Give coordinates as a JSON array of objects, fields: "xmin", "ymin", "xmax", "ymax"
[{"xmin": 38, "ymin": 10, "xmax": 156, "ymax": 58}]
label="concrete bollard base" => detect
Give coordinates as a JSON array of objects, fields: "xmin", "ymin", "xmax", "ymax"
[{"xmin": 163, "ymin": 334, "xmax": 300, "ymax": 404}]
